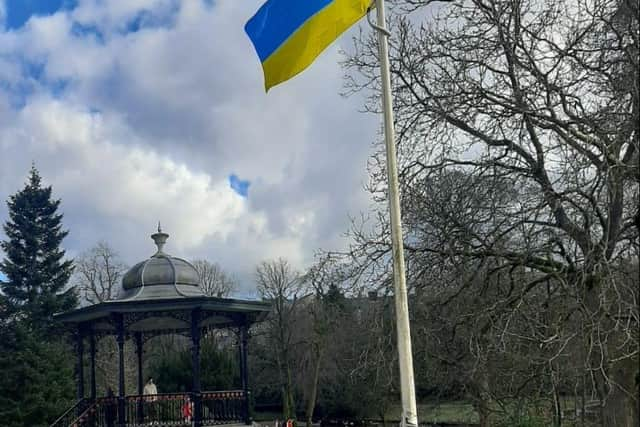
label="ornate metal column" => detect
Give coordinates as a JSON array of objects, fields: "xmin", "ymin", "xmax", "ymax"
[
  {"xmin": 135, "ymin": 332, "xmax": 144, "ymax": 424},
  {"xmin": 116, "ymin": 313, "xmax": 126, "ymax": 427},
  {"xmin": 191, "ymin": 308, "xmax": 202, "ymax": 427},
  {"xmin": 240, "ymin": 318, "xmax": 250, "ymax": 425},
  {"xmin": 89, "ymin": 331, "xmax": 96, "ymax": 401},
  {"xmin": 76, "ymin": 325, "xmax": 85, "ymax": 403}
]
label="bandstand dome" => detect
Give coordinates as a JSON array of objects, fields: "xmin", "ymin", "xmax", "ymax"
[
  {"xmin": 118, "ymin": 226, "xmax": 204, "ymax": 300},
  {"xmin": 56, "ymin": 226, "xmax": 270, "ymax": 334}
]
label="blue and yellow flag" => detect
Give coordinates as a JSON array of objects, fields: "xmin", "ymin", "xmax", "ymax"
[{"xmin": 245, "ymin": 0, "xmax": 372, "ymax": 91}]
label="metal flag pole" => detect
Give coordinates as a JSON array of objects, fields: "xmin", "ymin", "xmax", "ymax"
[{"xmin": 368, "ymin": 1, "xmax": 419, "ymax": 426}]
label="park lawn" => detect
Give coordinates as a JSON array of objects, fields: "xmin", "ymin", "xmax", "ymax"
[
  {"xmin": 253, "ymin": 401, "xmax": 480, "ymax": 424},
  {"xmin": 253, "ymin": 411, "xmax": 284, "ymax": 422},
  {"xmin": 386, "ymin": 401, "xmax": 479, "ymax": 424}
]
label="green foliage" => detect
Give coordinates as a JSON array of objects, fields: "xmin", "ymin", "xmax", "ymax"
[
  {"xmin": 494, "ymin": 414, "xmax": 547, "ymax": 427},
  {"xmin": 0, "ymin": 166, "xmax": 77, "ymax": 331},
  {"xmin": 492, "ymin": 400, "xmax": 550, "ymax": 427},
  {"xmin": 149, "ymin": 336, "xmax": 239, "ymax": 392},
  {"xmin": 315, "ymin": 381, "xmax": 366, "ymax": 419},
  {"xmin": 0, "ymin": 325, "xmax": 75, "ymax": 427},
  {"xmin": 0, "ymin": 167, "xmax": 78, "ymax": 425},
  {"xmin": 200, "ymin": 338, "xmax": 239, "ymax": 390},
  {"xmin": 151, "ymin": 344, "xmax": 192, "ymax": 393}
]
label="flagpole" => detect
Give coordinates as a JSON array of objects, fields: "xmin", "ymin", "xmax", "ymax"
[{"xmin": 372, "ymin": 0, "xmax": 419, "ymax": 426}]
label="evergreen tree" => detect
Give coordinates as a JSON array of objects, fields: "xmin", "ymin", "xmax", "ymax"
[
  {"xmin": 0, "ymin": 324, "xmax": 76, "ymax": 426},
  {"xmin": 0, "ymin": 166, "xmax": 77, "ymax": 330},
  {"xmin": 0, "ymin": 167, "xmax": 78, "ymax": 425}
]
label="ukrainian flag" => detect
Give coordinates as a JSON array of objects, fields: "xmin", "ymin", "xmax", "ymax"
[{"xmin": 245, "ymin": 0, "xmax": 372, "ymax": 91}]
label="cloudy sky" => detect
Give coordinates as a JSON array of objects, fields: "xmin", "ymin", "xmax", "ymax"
[{"xmin": 0, "ymin": 0, "xmax": 380, "ymax": 296}]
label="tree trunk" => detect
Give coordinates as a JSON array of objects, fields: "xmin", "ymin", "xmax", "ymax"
[
  {"xmin": 282, "ymin": 385, "xmax": 291, "ymax": 420},
  {"xmin": 286, "ymin": 365, "xmax": 295, "ymax": 420},
  {"xmin": 476, "ymin": 400, "xmax": 490, "ymax": 427},
  {"xmin": 306, "ymin": 347, "xmax": 323, "ymax": 427},
  {"xmin": 600, "ymin": 356, "xmax": 639, "ymax": 427},
  {"xmin": 550, "ymin": 363, "xmax": 562, "ymax": 427},
  {"xmin": 580, "ymin": 374, "xmax": 586, "ymax": 427},
  {"xmin": 278, "ymin": 349, "xmax": 295, "ymax": 420},
  {"xmin": 584, "ymin": 275, "xmax": 639, "ymax": 427},
  {"xmin": 474, "ymin": 366, "xmax": 492, "ymax": 427}
]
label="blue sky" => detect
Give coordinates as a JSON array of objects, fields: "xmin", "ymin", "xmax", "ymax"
[
  {"xmin": 3, "ymin": 0, "xmax": 74, "ymax": 30},
  {"xmin": 0, "ymin": 0, "xmax": 377, "ymax": 294},
  {"xmin": 229, "ymin": 174, "xmax": 250, "ymax": 197}
]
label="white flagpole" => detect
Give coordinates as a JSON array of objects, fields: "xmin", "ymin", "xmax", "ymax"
[{"xmin": 371, "ymin": 0, "xmax": 419, "ymax": 426}]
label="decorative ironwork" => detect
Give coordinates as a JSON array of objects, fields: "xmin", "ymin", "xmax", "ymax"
[
  {"xmin": 50, "ymin": 392, "xmax": 246, "ymax": 427},
  {"xmin": 123, "ymin": 311, "xmax": 147, "ymax": 329},
  {"xmin": 89, "ymin": 329, "xmax": 116, "ymax": 341},
  {"xmin": 167, "ymin": 310, "xmax": 191, "ymax": 323},
  {"xmin": 66, "ymin": 397, "xmax": 116, "ymax": 427},
  {"xmin": 83, "ymin": 325, "xmax": 193, "ymax": 341},
  {"xmin": 123, "ymin": 393, "xmax": 188, "ymax": 426},
  {"xmin": 48, "ymin": 399, "xmax": 89, "ymax": 427},
  {"xmin": 201, "ymin": 391, "xmax": 244, "ymax": 400},
  {"xmin": 69, "ymin": 401, "xmax": 98, "ymax": 427},
  {"xmin": 200, "ymin": 310, "xmax": 233, "ymax": 321},
  {"xmin": 141, "ymin": 329, "xmax": 191, "ymax": 341},
  {"xmin": 120, "ymin": 310, "xmax": 192, "ymax": 329},
  {"xmin": 100, "ymin": 313, "xmax": 118, "ymax": 331},
  {"xmin": 201, "ymin": 390, "xmax": 246, "ymax": 425}
]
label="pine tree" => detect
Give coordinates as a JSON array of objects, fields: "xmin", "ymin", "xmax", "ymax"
[
  {"xmin": 0, "ymin": 324, "xmax": 76, "ymax": 426},
  {"xmin": 0, "ymin": 166, "xmax": 77, "ymax": 330}
]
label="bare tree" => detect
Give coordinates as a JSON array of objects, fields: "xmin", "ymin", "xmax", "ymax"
[
  {"xmin": 191, "ymin": 259, "xmax": 237, "ymax": 297},
  {"xmin": 73, "ymin": 242, "xmax": 137, "ymax": 394},
  {"xmin": 75, "ymin": 241, "xmax": 127, "ymax": 304},
  {"xmin": 256, "ymin": 258, "xmax": 305, "ymax": 419},
  {"xmin": 344, "ymin": 0, "xmax": 639, "ymax": 424},
  {"xmin": 300, "ymin": 256, "xmax": 350, "ymax": 427}
]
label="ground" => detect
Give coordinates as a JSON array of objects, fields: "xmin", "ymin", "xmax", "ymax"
[{"xmin": 254, "ymin": 401, "xmax": 479, "ymax": 426}]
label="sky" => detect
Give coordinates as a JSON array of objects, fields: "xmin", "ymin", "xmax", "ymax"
[{"xmin": 0, "ymin": 0, "xmax": 380, "ymax": 296}]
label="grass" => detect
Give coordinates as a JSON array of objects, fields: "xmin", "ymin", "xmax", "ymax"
[
  {"xmin": 253, "ymin": 401, "xmax": 480, "ymax": 425},
  {"xmin": 253, "ymin": 411, "xmax": 285, "ymax": 422},
  {"xmin": 254, "ymin": 396, "xmax": 597, "ymax": 426},
  {"xmin": 386, "ymin": 402, "xmax": 479, "ymax": 424}
]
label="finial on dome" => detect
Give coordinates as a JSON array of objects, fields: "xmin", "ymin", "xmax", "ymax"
[{"xmin": 151, "ymin": 223, "xmax": 169, "ymax": 256}]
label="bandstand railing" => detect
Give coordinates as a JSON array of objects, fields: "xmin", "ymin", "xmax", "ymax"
[
  {"xmin": 51, "ymin": 390, "xmax": 249, "ymax": 427},
  {"xmin": 126, "ymin": 392, "xmax": 189, "ymax": 426},
  {"xmin": 50, "ymin": 399, "xmax": 90, "ymax": 427},
  {"xmin": 200, "ymin": 390, "xmax": 246, "ymax": 425}
]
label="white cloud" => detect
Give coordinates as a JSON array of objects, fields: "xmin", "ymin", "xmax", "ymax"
[
  {"xmin": 0, "ymin": 0, "xmax": 378, "ymax": 294},
  {"xmin": 73, "ymin": 0, "xmax": 179, "ymax": 33},
  {"xmin": 0, "ymin": 93, "xmax": 340, "ymax": 290},
  {"xmin": 2, "ymin": 97, "xmax": 252, "ymax": 246}
]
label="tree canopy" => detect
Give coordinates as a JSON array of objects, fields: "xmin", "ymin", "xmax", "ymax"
[
  {"xmin": 342, "ymin": 0, "xmax": 638, "ymax": 424},
  {"xmin": 1, "ymin": 166, "xmax": 77, "ymax": 330}
]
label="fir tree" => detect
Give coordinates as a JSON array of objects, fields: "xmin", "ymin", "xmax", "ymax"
[
  {"xmin": 0, "ymin": 166, "xmax": 77, "ymax": 330},
  {"xmin": 0, "ymin": 324, "xmax": 76, "ymax": 426}
]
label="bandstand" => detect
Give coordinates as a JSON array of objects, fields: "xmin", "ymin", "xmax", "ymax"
[{"xmin": 51, "ymin": 227, "xmax": 270, "ymax": 427}]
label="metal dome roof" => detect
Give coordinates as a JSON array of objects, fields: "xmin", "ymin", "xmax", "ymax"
[{"xmin": 116, "ymin": 225, "xmax": 205, "ymax": 301}]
